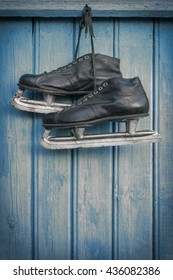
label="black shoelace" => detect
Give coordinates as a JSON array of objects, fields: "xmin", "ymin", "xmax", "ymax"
[
  {"xmin": 41, "ymin": 5, "xmax": 97, "ymax": 91},
  {"xmin": 70, "ymin": 4, "xmax": 96, "ymax": 91},
  {"xmin": 44, "ymin": 5, "xmax": 96, "ymax": 91}
]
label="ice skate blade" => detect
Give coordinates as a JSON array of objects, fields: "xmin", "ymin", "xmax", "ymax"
[
  {"xmin": 41, "ymin": 130, "xmax": 162, "ymax": 150},
  {"xmin": 11, "ymin": 96, "xmax": 70, "ymax": 114}
]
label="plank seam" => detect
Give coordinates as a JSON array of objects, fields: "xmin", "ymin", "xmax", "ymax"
[{"xmin": 152, "ymin": 18, "xmax": 160, "ymax": 260}]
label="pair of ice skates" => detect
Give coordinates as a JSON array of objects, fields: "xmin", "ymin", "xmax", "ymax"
[
  {"xmin": 11, "ymin": 53, "xmax": 161, "ymax": 149},
  {"xmin": 11, "ymin": 5, "xmax": 161, "ymax": 149}
]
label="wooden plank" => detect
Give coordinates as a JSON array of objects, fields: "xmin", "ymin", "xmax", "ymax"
[
  {"xmin": 73, "ymin": 19, "xmax": 115, "ymax": 260},
  {"xmin": 0, "ymin": 14, "xmax": 172, "ymax": 263},
  {"xmin": 32, "ymin": 18, "xmax": 74, "ymax": 260},
  {"xmin": 73, "ymin": 148, "xmax": 113, "ymax": 260},
  {"xmin": 0, "ymin": 0, "xmax": 173, "ymax": 17},
  {"xmin": 117, "ymin": 19, "xmax": 154, "ymax": 259},
  {"xmin": 154, "ymin": 19, "xmax": 173, "ymax": 260},
  {"xmin": 112, "ymin": 18, "xmax": 120, "ymax": 260},
  {"xmin": 0, "ymin": 19, "xmax": 33, "ymax": 259}
]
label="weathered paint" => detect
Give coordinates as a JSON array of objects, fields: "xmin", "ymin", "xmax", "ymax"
[
  {"xmin": 0, "ymin": 0, "xmax": 173, "ymax": 17},
  {"xmin": 0, "ymin": 11, "xmax": 173, "ymax": 260},
  {"xmin": 0, "ymin": 19, "xmax": 33, "ymax": 260}
]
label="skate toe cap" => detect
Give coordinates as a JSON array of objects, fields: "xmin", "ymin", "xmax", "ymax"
[
  {"xmin": 19, "ymin": 74, "xmax": 37, "ymax": 87},
  {"xmin": 43, "ymin": 106, "xmax": 97, "ymax": 127},
  {"xmin": 43, "ymin": 113, "xmax": 58, "ymax": 126},
  {"xmin": 43, "ymin": 109, "xmax": 71, "ymax": 126}
]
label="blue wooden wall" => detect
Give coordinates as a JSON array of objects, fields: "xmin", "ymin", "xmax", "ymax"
[{"xmin": 0, "ymin": 8, "xmax": 173, "ymax": 260}]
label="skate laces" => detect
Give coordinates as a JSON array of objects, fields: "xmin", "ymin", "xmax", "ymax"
[
  {"xmin": 44, "ymin": 5, "xmax": 96, "ymax": 90},
  {"xmin": 43, "ymin": 54, "xmax": 90, "ymax": 75},
  {"xmin": 74, "ymin": 4, "xmax": 95, "ymax": 60},
  {"xmin": 57, "ymin": 81, "xmax": 109, "ymax": 116},
  {"xmin": 70, "ymin": 81, "xmax": 109, "ymax": 108},
  {"xmin": 74, "ymin": 5, "xmax": 96, "ymax": 91}
]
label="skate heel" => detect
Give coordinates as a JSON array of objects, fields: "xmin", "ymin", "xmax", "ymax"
[
  {"xmin": 126, "ymin": 119, "xmax": 139, "ymax": 135},
  {"xmin": 43, "ymin": 129, "xmax": 51, "ymax": 139}
]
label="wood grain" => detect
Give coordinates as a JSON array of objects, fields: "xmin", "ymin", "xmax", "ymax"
[
  {"xmin": 72, "ymin": 18, "xmax": 115, "ymax": 260},
  {"xmin": 0, "ymin": 0, "xmax": 173, "ymax": 17},
  {"xmin": 0, "ymin": 13, "xmax": 173, "ymax": 260},
  {"xmin": 32, "ymin": 18, "xmax": 74, "ymax": 260},
  {"xmin": 117, "ymin": 18, "xmax": 153, "ymax": 259},
  {"xmin": 0, "ymin": 19, "xmax": 33, "ymax": 259},
  {"xmin": 154, "ymin": 19, "xmax": 173, "ymax": 260}
]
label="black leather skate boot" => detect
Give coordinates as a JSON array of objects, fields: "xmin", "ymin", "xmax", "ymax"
[
  {"xmin": 18, "ymin": 4, "xmax": 121, "ymax": 96},
  {"xmin": 43, "ymin": 76, "xmax": 149, "ymax": 130},
  {"xmin": 18, "ymin": 54, "xmax": 122, "ymax": 95},
  {"xmin": 13, "ymin": 4, "xmax": 124, "ymax": 114}
]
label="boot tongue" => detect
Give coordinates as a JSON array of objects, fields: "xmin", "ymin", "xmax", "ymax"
[{"xmin": 71, "ymin": 81, "xmax": 109, "ymax": 108}]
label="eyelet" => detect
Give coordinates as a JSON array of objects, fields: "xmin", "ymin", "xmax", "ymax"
[
  {"xmin": 84, "ymin": 55, "xmax": 89, "ymax": 59},
  {"xmin": 88, "ymin": 93, "xmax": 93, "ymax": 98},
  {"xmin": 98, "ymin": 86, "xmax": 103, "ymax": 91},
  {"xmin": 82, "ymin": 97, "xmax": 88, "ymax": 102},
  {"xmin": 71, "ymin": 104, "xmax": 76, "ymax": 108},
  {"xmin": 103, "ymin": 82, "xmax": 108, "ymax": 87},
  {"xmin": 68, "ymin": 64, "xmax": 72, "ymax": 67},
  {"xmin": 78, "ymin": 58, "xmax": 83, "ymax": 62},
  {"xmin": 94, "ymin": 90, "xmax": 98, "ymax": 94},
  {"xmin": 77, "ymin": 102, "xmax": 83, "ymax": 105}
]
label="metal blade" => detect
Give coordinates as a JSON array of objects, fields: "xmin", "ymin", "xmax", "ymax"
[
  {"xmin": 11, "ymin": 96, "xmax": 71, "ymax": 114},
  {"xmin": 41, "ymin": 130, "xmax": 162, "ymax": 150}
]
